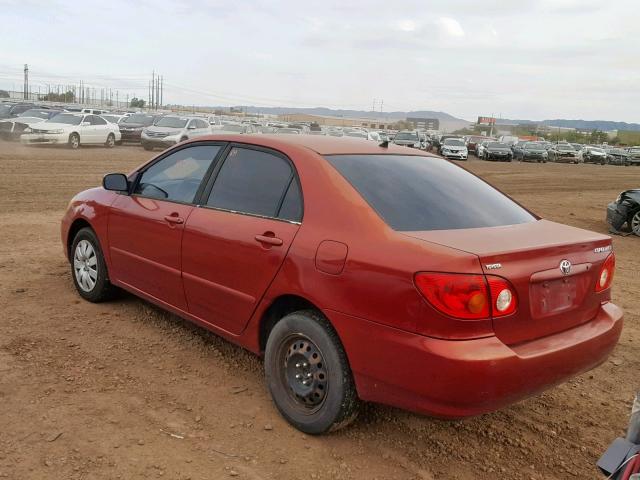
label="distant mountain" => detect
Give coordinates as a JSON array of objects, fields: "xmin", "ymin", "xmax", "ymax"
[
  {"xmin": 496, "ymin": 118, "xmax": 640, "ymax": 132},
  {"xmin": 221, "ymin": 106, "xmax": 472, "ymax": 132}
]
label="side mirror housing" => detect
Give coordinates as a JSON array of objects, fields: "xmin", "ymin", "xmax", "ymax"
[
  {"xmin": 103, "ymin": 173, "xmax": 129, "ymax": 193},
  {"xmin": 81, "ymin": 121, "xmax": 90, "ymax": 126},
  {"xmin": 188, "ymin": 125, "xmax": 196, "ymax": 130}
]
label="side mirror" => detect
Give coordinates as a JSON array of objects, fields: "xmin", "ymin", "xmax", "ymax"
[
  {"xmin": 81, "ymin": 121, "xmax": 90, "ymax": 126},
  {"xmin": 103, "ymin": 173, "xmax": 129, "ymax": 193},
  {"xmin": 188, "ymin": 125, "xmax": 196, "ymax": 130}
]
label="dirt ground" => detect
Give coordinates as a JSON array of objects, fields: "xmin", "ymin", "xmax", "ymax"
[{"xmin": 0, "ymin": 140, "xmax": 638, "ymax": 480}]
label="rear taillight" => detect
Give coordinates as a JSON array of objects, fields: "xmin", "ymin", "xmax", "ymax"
[
  {"xmin": 486, "ymin": 276, "xmax": 518, "ymax": 317},
  {"xmin": 595, "ymin": 253, "xmax": 615, "ymax": 292},
  {"xmin": 414, "ymin": 273, "xmax": 518, "ymax": 320},
  {"xmin": 415, "ymin": 273, "xmax": 489, "ymax": 320}
]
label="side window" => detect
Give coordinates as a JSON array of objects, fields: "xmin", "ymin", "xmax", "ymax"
[
  {"xmin": 134, "ymin": 145, "xmax": 221, "ymax": 203},
  {"xmin": 197, "ymin": 119, "xmax": 208, "ymax": 129},
  {"xmin": 187, "ymin": 119, "xmax": 197, "ymax": 129},
  {"xmin": 206, "ymin": 147, "xmax": 293, "ymax": 218},
  {"xmin": 278, "ymin": 178, "xmax": 303, "ymax": 222},
  {"xmin": 92, "ymin": 116, "xmax": 107, "ymax": 125}
]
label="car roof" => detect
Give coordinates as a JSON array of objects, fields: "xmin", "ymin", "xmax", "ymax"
[{"xmin": 195, "ymin": 134, "xmax": 434, "ymax": 156}]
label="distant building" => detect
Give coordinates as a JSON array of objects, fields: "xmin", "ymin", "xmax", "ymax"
[{"xmin": 406, "ymin": 117, "xmax": 440, "ymax": 130}]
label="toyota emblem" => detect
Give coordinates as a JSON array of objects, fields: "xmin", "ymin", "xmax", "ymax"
[{"xmin": 559, "ymin": 259, "xmax": 572, "ymax": 275}]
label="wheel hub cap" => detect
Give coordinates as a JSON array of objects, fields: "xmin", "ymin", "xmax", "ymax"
[
  {"xmin": 284, "ymin": 338, "xmax": 328, "ymax": 408},
  {"xmin": 73, "ymin": 240, "xmax": 98, "ymax": 292}
]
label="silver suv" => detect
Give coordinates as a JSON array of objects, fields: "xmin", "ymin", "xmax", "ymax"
[{"xmin": 141, "ymin": 115, "xmax": 211, "ymax": 150}]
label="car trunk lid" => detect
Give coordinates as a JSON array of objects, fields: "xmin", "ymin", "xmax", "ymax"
[{"xmin": 404, "ymin": 220, "xmax": 612, "ymax": 345}]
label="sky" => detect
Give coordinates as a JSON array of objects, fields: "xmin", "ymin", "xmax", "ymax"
[{"xmin": 1, "ymin": 0, "xmax": 639, "ymax": 122}]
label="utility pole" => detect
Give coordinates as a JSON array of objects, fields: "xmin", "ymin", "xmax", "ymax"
[
  {"xmin": 372, "ymin": 98, "xmax": 376, "ymax": 112},
  {"xmin": 151, "ymin": 70, "xmax": 155, "ymax": 110},
  {"xmin": 23, "ymin": 64, "xmax": 29, "ymax": 100},
  {"xmin": 160, "ymin": 76, "xmax": 163, "ymax": 109}
]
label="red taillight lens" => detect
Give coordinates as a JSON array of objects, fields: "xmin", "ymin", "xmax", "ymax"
[
  {"xmin": 486, "ymin": 276, "xmax": 517, "ymax": 317},
  {"xmin": 415, "ymin": 273, "xmax": 490, "ymax": 320},
  {"xmin": 595, "ymin": 252, "xmax": 615, "ymax": 292}
]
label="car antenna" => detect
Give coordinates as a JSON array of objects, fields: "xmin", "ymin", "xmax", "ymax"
[{"xmin": 379, "ymin": 140, "xmax": 389, "ymax": 148}]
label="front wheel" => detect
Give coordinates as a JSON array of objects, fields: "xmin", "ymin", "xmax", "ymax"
[
  {"xmin": 68, "ymin": 133, "xmax": 80, "ymax": 149},
  {"xmin": 264, "ymin": 310, "xmax": 360, "ymax": 434},
  {"xmin": 70, "ymin": 227, "xmax": 115, "ymax": 302},
  {"xmin": 630, "ymin": 210, "xmax": 640, "ymax": 236},
  {"xmin": 143, "ymin": 144, "xmax": 154, "ymax": 151},
  {"xmin": 105, "ymin": 133, "xmax": 115, "ymax": 148}
]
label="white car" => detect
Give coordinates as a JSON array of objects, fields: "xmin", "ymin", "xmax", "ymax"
[
  {"xmin": 0, "ymin": 108, "xmax": 63, "ymax": 141},
  {"xmin": 21, "ymin": 113, "xmax": 121, "ymax": 149},
  {"xmin": 440, "ymin": 138, "xmax": 469, "ymax": 160},
  {"xmin": 141, "ymin": 115, "xmax": 212, "ymax": 150}
]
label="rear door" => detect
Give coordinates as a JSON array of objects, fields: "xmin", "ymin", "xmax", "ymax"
[
  {"xmin": 90, "ymin": 115, "xmax": 110, "ymax": 143},
  {"xmin": 108, "ymin": 143, "xmax": 223, "ymax": 310},
  {"xmin": 181, "ymin": 145, "xmax": 303, "ymax": 334}
]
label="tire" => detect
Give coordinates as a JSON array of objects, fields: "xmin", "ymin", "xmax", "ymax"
[
  {"xmin": 143, "ymin": 144, "xmax": 153, "ymax": 151},
  {"xmin": 180, "ymin": 136, "xmax": 188, "ymax": 143},
  {"xmin": 68, "ymin": 133, "xmax": 80, "ymax": 149},
  {"xmin": 264, "ymin": 310, "xmax": 360, "ymax": 434},
  {"xmin": 70, "ymin": 227, "xmax": 115, "ymax": 302},
  {"xmin": 105, "ymin": 133, "xmax": 115, "ymax": 148},
  {"xmin": 630, "ymin": 209, "xmax": 640, "ymax": 236}
]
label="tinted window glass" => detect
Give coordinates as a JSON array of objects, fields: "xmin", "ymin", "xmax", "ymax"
[
  {"xmin": 92, "ymin": 116, "xmax": 107, "ymax": 125},
  {"xmin": 207, "ymin": 147, "xmax": 292, "ymax": 217},
  {"xmin": 278, "ymin": 179, "xmax": 303, "ymax": 222},
  {"xmin": 135, "ymin": 145, "xmax": 220, "ymax": 203},
  {"xmin": 326, "ymin": 154, "xmax": 535, "ymax": 231}
]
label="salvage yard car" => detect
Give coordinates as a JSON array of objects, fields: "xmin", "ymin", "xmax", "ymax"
[
  {"xmin": 61, "ymin": 135, "xmax": 623, "ymax": 434},
  {"xmin": 481, "ymin": 141, "xmax": 514, "ymax": 162},
  {"xmin": 119, "ymin": 113, "xmax": 163, "ymax": 143},
  {"xmin": 392, "ymin": 130, "xmax": 423, "ymax": 149},
  {"xmin": 548, "ymin": 143, "xmax": 580, "ymax": 163},
  {"xmin": 0, "ymin": 108, "xmax": 62, "ymax": 141},
  {"xmin": 607, "ymin": 189, "xmax": 640, "ymax": 236},
  {"xmin": 606, "ymin": 148, "xmax": 632, "ymax": 166},
  {"xmin": 516, "ymin": 142, "xmax": 548, "ymax": 163},
  {"xmin": 21, "ymin": 112, "xmax": 121, "ymax": 149},
  {"xmin": 440, "ymin": 138, "xmax": 468, "ymax": 160},
  {"xmin": 582, "ymin": 146, "xmax": 608, "ymax": 165},
  {"xmin": 141, "ymin": 115, "xmax": 211, "ymax": 150},
  {"xmin": 625, "ymin": 147, "xmax": 640, "ymax": 165}
]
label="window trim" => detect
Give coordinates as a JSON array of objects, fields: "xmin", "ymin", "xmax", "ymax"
[
  {"xmin": 196, "ymin": 142, "xmax": 304, "ymax": 225},
  {"xmin": 129, "ymin": 141, "xmax": 228, "ymax": 206}
]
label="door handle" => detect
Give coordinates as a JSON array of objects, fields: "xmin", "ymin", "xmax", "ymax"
[
  {"xmin": 164, "ymin": 214, "xmax": 184, "ymax": 224},
  {"xmin": 255, "ymin": 234, "xmax": 283, "ymax": 246}
]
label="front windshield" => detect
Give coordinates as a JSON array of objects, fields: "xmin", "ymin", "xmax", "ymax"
[
  {"xmin": 628, "ymin": 148, "xmax": 640, "ymax": 153},
  {"xmin": 557, "ymin": 145, "xmax": 575, "ymax": 151},
  {"xmin": 0, "ymin": 105, "xmax": 12, "ymax": 115},
  {"xmin": 444, "ymin": 139, "xmax": 465, "ymax": 146},
  {"xmin": 345, "ymin": 131, "xmax": 368, "ymax": 138},
  {"xmin": 123, "ymin": 114, "xmax": 154, "ymax": 125},
  {"xmin": 46, "ymin": 114, "xmax": 82, "ymax": 125},
  {"xmin": 589, "ymin": 147, "xmax": 605, "ymax": 153},
  {"xmin": 488, "ymin": 142, "xmax": 507, "ymax": 148},
  {"xmin": 155, "ymin": 117, "xmax": 188, "ymax": 128},
  {"xmin": 525, "ymin": 143, "xmax": 542, "ymax": 150},
  {"xmin": 18, "ymin": 109, "xmax": 53, "ymax": 119},
  {"xmin": 221, "ymin": 125, "xmax": 247, "ymax": 133},
  {"xmin": 394, "ymin": 132, "xmax": 418, "ymax": 141}
]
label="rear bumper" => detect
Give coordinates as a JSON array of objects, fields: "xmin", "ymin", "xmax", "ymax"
[{"xmin": 329, "ymin": 302, "xmax": 623, "ymax": 418}]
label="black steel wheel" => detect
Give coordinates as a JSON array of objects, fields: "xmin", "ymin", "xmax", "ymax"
[{"xmin": 264, "ymin": 310, "xmax": 359, "ymax": 434}]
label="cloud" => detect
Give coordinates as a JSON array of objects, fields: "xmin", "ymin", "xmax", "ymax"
[{"xmin": 437, "ymin": 17, "xmax": 465, "ymax": 37}]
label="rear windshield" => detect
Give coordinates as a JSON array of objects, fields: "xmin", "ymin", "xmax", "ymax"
[{"xmin": 326, "ymin": 154, "xmax": 535, "ymax": 231}]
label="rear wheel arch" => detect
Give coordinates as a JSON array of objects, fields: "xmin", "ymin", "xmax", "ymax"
[{"xmin": 259, "ymin": 294, "xmax": 327, "ymax": 353}]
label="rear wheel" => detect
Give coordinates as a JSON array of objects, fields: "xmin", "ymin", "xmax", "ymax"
[
  {"xmin": 70, "ymin": 227, "xmax": 115, "ymax": 302},
  {"xmin": 68, "ymin": 133, "xmax": 80, "ymax": 149},
  {"xmin": 105, "ymin": 133, "xmax": 115, "ymax": 148},
  {"xmin": 264, "ymin": 310, "xmax": 360, "ymax": 434}
]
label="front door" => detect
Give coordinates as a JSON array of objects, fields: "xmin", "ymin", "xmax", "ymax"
[
  {"xmin": 108, "ymin": 143, "xmax": 223, "ymax": 310},
  {"xmin": 182, "ymin": 146, "xmax": 303, "ymax": 334}
]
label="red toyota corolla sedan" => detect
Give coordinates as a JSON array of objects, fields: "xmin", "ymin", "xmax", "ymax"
[{"xmin": 61, "ymin": 135, "xmax": 623, "ymax": 434}]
